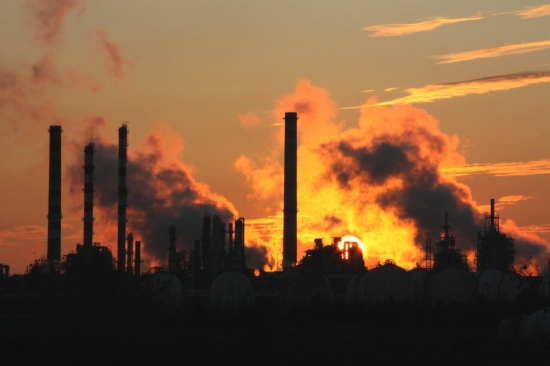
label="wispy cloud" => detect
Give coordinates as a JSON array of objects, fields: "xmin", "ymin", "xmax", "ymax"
[
  {"xmin": 441, "ymin": 158, "xmax": 550, "ymax": 177},
  {"xmin": 363, "ymin": 16, "xmax": 482, "ymax": 37},
  {"xmin": 516, "ymin": 4, "xmax": 550, "ymax": 19},
  {"xmin": 433, "ymin": 40, "xmax": 550, "ymax": 64},
  {"xmin": 519, "ymin": 223, "xmax": 550, "ymax": 233},
  {"xmin": 342, "ymin": 71, "xmax": 550, "ymax": 108}
]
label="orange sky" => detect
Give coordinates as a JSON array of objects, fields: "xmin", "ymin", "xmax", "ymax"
[{"xmin": 0, "ymin": 1, "xmax": 549, "ymax": 273}]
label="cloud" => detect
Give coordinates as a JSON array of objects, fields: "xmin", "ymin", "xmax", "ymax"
[
  {"xmin": 433, "ymin": 40, "xmax": 550, "ymax": 64},
  {"xmin": 441, "ymin": 158, "xmax": 550, "ymax": 177},
  {"xmin": 516, "ymin": 4, "xmax": 550, "ymax": 19},
  {"xmin": 342, "ymin": 71, "xmax": 550, "ymax": 108},
  {"xmin": 363, "ymin": 16, "xmax": 482, "ymax": 37},
  {"xmin": 96, "ymin": 29, "xmax": 132, "ymax": 79},
  {"xmin": 238, "ymin": 112, "xmax": 261, "ymax": 126},
  {"xmin": 23, "ymin": 0, "xmax": 83, "ymax": 45}
]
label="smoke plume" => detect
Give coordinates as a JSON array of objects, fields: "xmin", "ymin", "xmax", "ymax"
[
  {"xmin": 238, "ymin": 80, "xmax": 550, "ymax": 270},
  {"xmin": 67, "ymin": 121, "xmax": 238, "ymax": 268}
]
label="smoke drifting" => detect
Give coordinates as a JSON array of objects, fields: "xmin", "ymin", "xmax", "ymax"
[
  {"xmin": 23, "ymin": 0, "xmax": 84, "ymax": 45},
  {"xmin": 239, "ymin": 81, "xmax": 550, "ymax": 270},
  {"xmin": 67, "ymin": 122, "xmax": 237, "ymax": 268}
]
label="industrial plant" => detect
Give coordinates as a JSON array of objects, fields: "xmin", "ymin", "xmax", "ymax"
[{"xmin": 1, "ymin": 113, "xmax": 549, "ymax": 364}]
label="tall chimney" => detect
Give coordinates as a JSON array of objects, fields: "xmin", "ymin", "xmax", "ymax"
[
  {"xmin": 168, "ymin": 225, "xmax": 176, "ymax": 274},
  {"xmin": 117, "ymin": 123, "xmax": 128, "ymax": 272},
  {"xmin": 443, "ymin": 212, "xmax": 450, "ymax": 239},
  {"xmin": 134, "ymin": 240, "xmax": 141, "ymax": 276},
  {"xmin": 83, "ymin": 143, "xmax": 95, "ymax": 248},
  {"xmin": 490, "ymin": 198, "xmax": 495, "ymax": 231},
  {"xmin": 47, "ymin": 126, "xmax": 62, "ymax": 261},
  {"xmin": 283, "ymin": 112, "xmax": 298, "ymax": 267}
]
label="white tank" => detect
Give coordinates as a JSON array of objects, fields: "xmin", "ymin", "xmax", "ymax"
[
  {"xmin": 431, "ymin": 269, "xmax": 477, "ymax": 306},
  {"xmin": 476, "ymin": 270, "xmax": 531, "ymax": 303},
  {"xmin": 541, "ymin": 274, "xmax": 550, "ymax": 302},
  {"xmin": 280, "ymin": 267, "xmax": 332, "ymax": 312},
  {"xmin": 497, "ymin": 272, "xmax": 531, "ymax": 303},
  {"xmin": 150, "ymin": 273, "xmax": 183, "ymax": 312},
  {"xmin": 362, "ymin": 263, "xmax": 414, "ymax": 307},
  {"xmin": 345, "ymin": 272, "xmax": 368, "ymax": 303},
  {"xmin": 476, "ymin": 269, "xmax": 502, "ymax": 301},
  {"xmin": 409, "ymin": 267, "xmax": 429, "ymax": 301},
  {"xmin": 210, "ymin": 271, "xmax": 254, "ymax": 313}
]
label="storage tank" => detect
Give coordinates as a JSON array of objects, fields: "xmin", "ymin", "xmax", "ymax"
[
  {"xmin": 362, "ymin": 263, "xmax": 414, "ymax": 307},
  {"xmin": 149, "ymin": 273, "xmax": 183, "ymax": 313},
  {"xmin": 280, "ymin": 266, "xmax": 332, "ymax": 312},
  {"xmin": 345, "ymin": 272, "xmax": 368, "ymax": 304},
  {"xmin": 476, "ymin": 269, "xmax": 502, "ymax": 302},
  {"xmin": 496, "ymin": 272, "xmax": 531, "ymax": 303},
  {"xmin": 210, "ymin": 271, "xmax": 254, "ymax": 313},
  {"xmin": 409, "ymin": 267, "xmax": 429, "ymax": 301},
  {"xmin": 431, "ymin": 268, "xmax": 477, "ymax": 307},
  {"xmin": 541, "ymin": 274, "xmax": 550, "ymax": 302}
]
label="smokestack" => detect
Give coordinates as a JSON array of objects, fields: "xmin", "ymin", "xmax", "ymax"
[
  {"xmin": 117, "ymin": 123, "xmax": 129, "ymax": 273},
  {"xmin": 83, "ymin": 143, "xmax": 95, "ymax": 248},
  {"xmin": 490, "ymin": 198, "xmax": 495, "ymax": 231},
  {"xmin": 443, "ymin": 212, "xmax": 450, "ymax": 239},
  {"xmin": 47, "ymin": 126, "xmax": 62, "ymax": 261},
  {"xmin": 228, "ymin": 223, "xmax": 234, "ymax": 256},
  {"xmin": 202, "ymin": 214, "xmax": 212, "ymax": 278},
  {"xmin": 134, "ymin": 240, "xmax": 141, "ymax": 276},
  {"xmin": 127, "ymin": 232, "xmax": 133, "ymax": 274},
  {"xmin": 283, "ymin": 112, "xmax": 298, "ymax": 267},
  {"xmin": 168, "ymin": 225, "xmax": 176, "ymax": 274}
]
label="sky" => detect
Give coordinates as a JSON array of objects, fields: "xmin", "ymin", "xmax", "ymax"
[{"xmin": 0, "ymin": 0, "xmax": 549, "ymax": 274}]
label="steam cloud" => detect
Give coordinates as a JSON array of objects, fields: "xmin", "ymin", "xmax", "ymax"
[
  {"xmin": 24, "ymin": 0, "xmax": 83, "ymax": 45},
  {"xmin": 239, "ymin": 81, "xmax": 550, "ymax": 270},
  {"xmin": 67, "ymin": 122, "xmax": 238, "ymax": 268}
]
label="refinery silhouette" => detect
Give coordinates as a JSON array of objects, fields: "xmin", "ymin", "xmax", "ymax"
[{"xmin": 1, "ymin": 112, "xmax": 549, "ymax": 364}]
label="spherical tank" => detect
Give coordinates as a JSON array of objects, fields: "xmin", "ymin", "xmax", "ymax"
[
  {"xmin": 541, "ymin": 274, "xmax": 550, "ymax": 302},
  {"xmin": 431, "ymin": 269, "xmax": 477, "ymax": 307},
  {"xmin": 210, "ymin": 271, "xmax": 254, "ymax": 313},
  {"xmin": 150, "ymin": 273, "xmax": 183, "ymax": 312},
  {"xmin": 280, "ymin": 266, "xmax": 332, "ymax": 312},
  {"xmin": 476, "ymin": 269, "xmax": 502, "ymax": 302},
  {"xmin": 409, "ymin": 267, "xmax": 429, "ymax": 301},
  {"xmin": 496, "ymin": 272, "xmax": 531, "ymax": 303},
  {"xmin": 362, "ymin": 263, "xmax": 414, "ymax": 307},
  {"xmin": 345, "ymin": 272, "xmax": 368, "ymax": 304}
]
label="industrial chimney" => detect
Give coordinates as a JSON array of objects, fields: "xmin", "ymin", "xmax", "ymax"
[
  {"xmin": 283, "ymin": 112, "xmax": 298, "ymax": 267},
  {"xmin": 47, "ymin": 126, "xmax": 62, "ymax": 261},
  {"xmin": 117, "ymin": 123, "xmax": 129, "ymax": 272},
  {"xmin": 134, "ymin": 240, "xmax": 141, "ymax": 277},
  {"xmin": 83, "ymin": 143, "xmax": 95, "ymax": 248}
]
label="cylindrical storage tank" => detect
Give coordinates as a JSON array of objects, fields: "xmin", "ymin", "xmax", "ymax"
[
  {"xmin": 431, "ymin": 269, "xmax": 477, "ymax": 307},
  {"xmin": 541, "ymin": 274, "xmax": 550, "ymax": 302},
  {"xmin": 476, "ymin": 269, "xmax": 502, "ymax": 302},
  {"xmin": 362, "ymin": 263, "xmax": 414, "ymax": 308},
  {"xmin": 149, "ymin": 273, "xmax": 183, "ymax": 313},
  {"xmin": 210, "ymin": 271, "xmax": 254, "ymax": 313},
  {"xmin": 345, "ymin": 272, "xmax": 368, "ymax": 304},
  {"xmin": 409, "ymin": 267, "xmax": 429, "ymax": 301},
  {"xmin": 280, "ymin": 267, "xmax": 332, "ymax": 312},
  {"xmin": 497, "ymin": 272, "xmax": 531, "ymax": 304}
]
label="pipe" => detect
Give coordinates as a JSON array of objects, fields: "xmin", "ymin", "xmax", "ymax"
[
  {"xmin": 134, "ymin": 240, "xmax": 141, "ymax": 276},
  {"xmin": 117, "ymin": 123, "xmax": 129, "ymax": 272},
  {"xmin": 47, "ymin": 126, "xmax": 62, "ymax": 261},
  {"xmin": 83, "ymin": 143, "xmax": 95, "ymax": 248},
  {"xmin": 168, "ymin": 225, "xmax": 176, "ymax": 274},
  {"xmin": 490, "ymin": 198, "xmax": 495, "ymax": 231},
  {"xmin": 283, "ymin": 112, "xmax": 298, "ymax": 267},
  {"xmin": 127, "ymin": 232, "xmax": 133, "ymax": 274}
]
